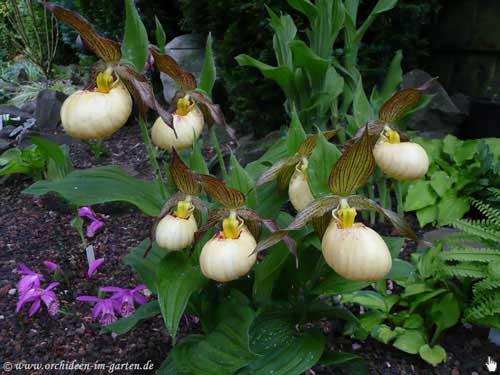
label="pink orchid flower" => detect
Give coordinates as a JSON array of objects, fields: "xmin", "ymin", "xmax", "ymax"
[
  {"xmin": 43, "ymin": 261, "xmax": 64, "ymax": 275},
  {"xmin": 100, "ymin": 285, "xmax": 148, "ymax": 317},
  {"xmin": 77, "ymin": 295, "xmax": 117, "ymax": 326},
  {"xmin": 16, "ymin": 282, "xmax": 60, "ymax": 317},
  {"xmin": 16, "ymin": 264, "xmax": 43, "ymax": 296},
  {"xmin": 78, "ymin": 206, "xmax": 105, "ymax": 237},
  {"xmin": 87, "ymin": 258, "xmax": 104, "ymax": 278}
]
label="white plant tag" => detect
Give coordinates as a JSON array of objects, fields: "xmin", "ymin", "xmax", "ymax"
[{"xmin": 86, "ymin": 245, "xmax": 95, "ymax": 267}]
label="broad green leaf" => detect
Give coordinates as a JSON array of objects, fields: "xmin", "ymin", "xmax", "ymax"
[
  {"xmin": 313, "ymin": 269, "xmax": 368, "ymax": 296},
  {"xmin": 249, "ymin": 306, "xmax": 296, "ymax": 354},
  {"xmin": 289, "ymin": 40, "xmax": 329, "ymax": 90},
  {"xmin": 24, "ymin": 166, "xmax": 163, "ymax": 216},
  {"xmin": 393, "ymin": 330, "xmax": 427, "ymax": 354},
  {"xmin": 30, "ymin": 136, "xmax": 72, "ymax": 172},
  {"xmin": 236, "ymin": 55, "xmax": 295, "ymax": 99},
  {"xmin": 242, "ymin": 331, "xmax": 324, "ymax": 375},
  {"xmin": 454, "ymin": 139, "xmax": 477, "ymax": 165},
  {"xmin": 356, "ymin": 0, "xmax": 398, "ymax": 44},
  {"xmin": 383, "ymin": 236, "xmax": 405, "ymax": 258},
  {"xmin": 386, "ymin": 259, "xmax": 416, "ymax": 281},
  {"xmin": 329, "ymin": 126, "xmax": 375, "ymax": 195},
  {"xmin": 346, "ymin": 310, "xmax": 387, "ymax": 339},
  {"xmin": 341, "ymin": 291, "xmax": 389, "ymax": 312},
  {"xmin": 155, "ymin": 16, "xmax": 166, "ymax": 51},
  {"xmin": 199, "ymin": 33, "xmax": 216, "ymax": 96},
  {"xmin": 442, "ymin": 134, "xmax": 460, "ymax": 159},
  {"xmin": 122, "ymin": 0, "xmax": 149, "ymax": 70},
  {"xmin": 403, "ymin": 314, "xmax": 424, "ymax": 329},
  {"xmin": 371, "ymin": 324, "xmax": 400, "ymax": 344},
  {"xmin": 101, "ymin": 301, "xmax": 160, "ymax": 334},
  {"xmin": 430, "ymin": 293, "xmax": 461, "ymax": 333},
  {"xmin": 404, "ymin": 180, "xmax": 437, "ymax": 212},
  {"xmin": 123, "ymin": 239, "xmax": 167, "ymax": 293},
  {"xmin": 416, "ymin": 205, "xmax": 438, "ymax": 227},
  {"xmin": 430, "ymin": 171, "xmax": 452, "ymax": 197},
  {"xmin": 287, "ymin": 108, "xmax": 307, "ymax": 155},
  {"xmin": 352, "ymin": 79, "xmax": 374, "ymax": 127},
  {"xmin": 170, "ymin": 292, "xmax": 257, "ymax": 374},
  {"xmin": 190, "ymin": 140, "xmax": 209, "ymax": 174},
  {"xmin": 378, "ymin": 50, "xmax": 403, "ymax": 106},
  {"xmin": 157, "ymin": 252, "xmax": 208, "ymax": 341},
  {"xmin": 253, "ymin": 243, "xmax": 290, "ymax": 303},
  {"xmin": 419, "ymin": 344, "xmax": 447, "ymax": 367},
  {"xmin": 308, "ymin": 131, "xmax": 342, "ymax": 196},
  {"xmin": 228, "ymin": 154, "xmax": 256, "ymax": 208},
  {"xmin": 437, "ymin": 192, "xmax": 470, "ymax": 225}
]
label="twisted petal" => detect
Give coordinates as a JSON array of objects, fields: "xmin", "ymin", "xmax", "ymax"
[{"xmin": 87, "ymin": 258, "xmax": 104, "ymax": 278}]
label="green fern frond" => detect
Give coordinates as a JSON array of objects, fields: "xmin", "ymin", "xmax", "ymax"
[
  {"xmin": 465, "ymin": 291, "xmax": 500, "ymax": 322},
  {"xmin": 472, "ymin": 199, "xmax": 500, "ymax": 227},
  {"xmin": 440, "ymin": 248, "xmax": 500, "ymax": 263},
  {"xmin": 442, "ymin": 263, "xmax": 488, "ymax": 279},
  {"xmin": 452, "ymin": 219, "xmax": 500, "ymax": 243},
  {"xmin": 474, "ymin": 278, "xmax": 500, "ymax": 293}
]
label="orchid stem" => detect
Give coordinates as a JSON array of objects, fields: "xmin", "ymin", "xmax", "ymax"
[
  {"xmin": 210, "ymin": 127, "xmax": 228, "ymax": 181},
  {"xmin": 139, "ymin": 116, "xmax": 167, "ymax": 200},
  {"xmin": 395, "ymin": 180, "xmax": 404, "ymax": 216}
]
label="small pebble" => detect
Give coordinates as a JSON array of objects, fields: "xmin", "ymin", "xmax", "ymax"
[
  {"xmin": 352, "ymin": 343, "xmax": 362, "ymax": 351},
  {"xmin": 8, "ymin": 288, "xmax": 16, "ymax": 296}
]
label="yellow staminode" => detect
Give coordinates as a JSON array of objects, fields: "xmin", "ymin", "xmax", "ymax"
[
  {"xmin": 96, "ymin": 70, "xmax": 115, "ymax": 94},
  {"xmin": 386, "ymin": 129, "xmax": 400, "ymax": 144},
  {"xmin": 222, "ymin": 213, "xmax": 243, "ymax": 239},
  {"xmin": 335, "ymin": 202, "xmax": 357, "ymax": 229},
  {"xmin": 176, "ymin": 199, "xmax": 193, "ymax": 219},
  {"xmin": 176, "ymin": 96, "xmax": 195, "ymax": 116},
  {"xmin": 298, "ymin": 158, "xmax": 309, "ymax": 180}
]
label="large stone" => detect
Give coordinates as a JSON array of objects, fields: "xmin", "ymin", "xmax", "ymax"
[
  {"xmin": 402, "ymin": 69, "xmax": 466, "ymax": 138},
  {"xmin": 160, "ymin": 34, "xmax": 206, "ymax": 103},
  {"xmin": 34, "ymin": 89, "xmax": 68, "ymax": 130},
  {"xmin": 0, "ymin": 104, "xmax": 33, "ymax": 123}
]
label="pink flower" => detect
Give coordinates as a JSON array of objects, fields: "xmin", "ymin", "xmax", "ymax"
[
  {"xmin": 77, "ymin": 295, "xmax": 117, "ymax": 326},
  {"xmin": 87, "ymin": 258, "xmax": 104, "ymax": 279},
  {"xmin": 43, "ymin": 261, "xmax": 64, "ymax": 275},
  {"xmin": 16, "ymin": 264, "xmax": 43, "ymax": 296},
  {"xmin": 100, "ymin": 285, "xmax": 148, "ymax": 317},
  {"xmin": 78, "ymin": 206, "xmax": 105, "ymax": 237},
  {"xmin": 16, "ymin": 282, "xmax": 60, "ymax": 317}
]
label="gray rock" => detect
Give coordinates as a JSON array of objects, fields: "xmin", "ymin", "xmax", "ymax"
[
  {"xmin": 34, "ymin": 89, "xmax": 68, "ymax": 130},
  {"xmin": 160, "ymin": 34, "xmax": 206, "ymax": 103},
  {"xmin": 402, "ymin": 69, "xmax": 466, "ymax": 138},
  {"xmin": 417, "ymin": 227, "xmax": 484, "ymax": 251},
  {"xmin": 20, "ymin": 100, "xmax": 37, "ymax": 115},
  {"xmin": 0, "ymin": 138, "xmax": 10, "ymax": 152}
]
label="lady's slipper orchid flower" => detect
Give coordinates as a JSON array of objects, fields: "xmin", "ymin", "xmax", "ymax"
[
  {"xmin": 87, "ymin": 258, "xmax": 104, "ymax": 278},
  {"xmin": 78, "ymin": 206, "xmax": 105, "ymax": 237},
  {"xmin": 77, "ymin": 295, "xmax": 117, "ymax": 326},
  {"xmin": 16, "ymin": 282, "xmax": 60, "ymax": 317},
  {"xmin": 100, "ymin": 285, "xmax": 148, "ymax": 317},
  {"xmin": 16, "ymin": 264, "xmax": 43, "ymax": 296}
]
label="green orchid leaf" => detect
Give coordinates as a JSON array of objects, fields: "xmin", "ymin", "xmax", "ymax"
[{"xmin": 122, "ymin": 0, "xmax": 149, "ymax": 70}]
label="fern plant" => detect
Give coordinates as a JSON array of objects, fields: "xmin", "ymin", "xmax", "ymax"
[{"xmin": 438, "ymin": 198, "xmax": 500, "ymax": 327}]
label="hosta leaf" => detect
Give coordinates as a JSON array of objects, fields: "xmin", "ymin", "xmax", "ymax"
[
  {"xmin": 170, "ymin": 291, "xmax": 257, "ymax": 374},
  {"xmin": 157, "ymin": 253, "xmax": 208, "ymax": 341},
  {"xmin": 101, "ymin": 301, "xmax": 160, "ymax": 335},
  {"xmin": 329, "ymin": 126, "xmax": 375, "ymax": 195},
  {"xmin": 198, "ymin": 33, "xmax": 216, "ymax": 96},
  {"xmin": 199, "ymin": 174, "xmax": 246, "ymax": 209},
  {"xmin": 122, "ymin": 0, "xmax": 149, "ymax": 70},
  {"xmin": 347, "ymin": 195, "xmax": 417, "ymax": 240},
  {"xmin": 404, "ymin": 180, "xmax": 437, "ymax": 211},
  {"xmin": 341, "ymin": 291, "xmax": 389, "ymax": 312},
  {"xmin": 24, "ymin": 166, "xmax": 163, "ymax": 216},
  {"xmin": 44, "ymin": 3, "xmax": 121, "ymax": 62},
  {"xmin": 124, "ymin": 239, "xmax": 167, "ymax": 293},
  {"xmin": 393, "ymin": 330, "xmax": 427, "ymax": 354},
  {"xmin": 152, "ymin": 49, "xmax": 197, "ymax": 91},
  {"xmin": 170, "ymin": 149, "xmax": 201, "ymax": 195},
  {"xmin": 379, "ymin": 88, "xmax": 422, "ymax": 124},
  {"xmin": 312, "ymin": 269, "xmax": 369, "ymax": 296},
  {"xmin": 319, "ymin": 351, "xmax": 368, "ymax": 375}
]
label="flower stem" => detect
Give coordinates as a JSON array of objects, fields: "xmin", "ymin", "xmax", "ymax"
[
  {"xmin": 210, "ymin": 126, "xmax": 228, "ymax": 180},
  {"xmin": 139, "ymin": 116, "xmax": 167, "ymax": 200}
]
